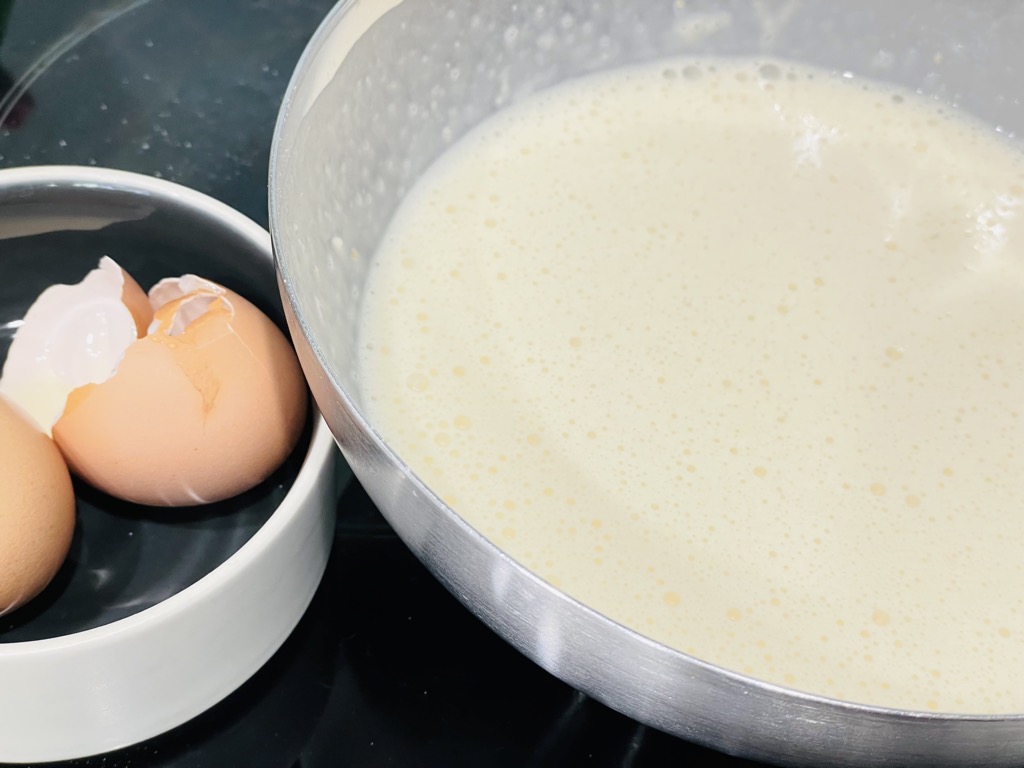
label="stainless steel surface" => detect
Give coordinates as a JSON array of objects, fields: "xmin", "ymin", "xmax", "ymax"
[{"xmin": 269, "ymin": 1, "xmax": 1024, "ymax": 764}]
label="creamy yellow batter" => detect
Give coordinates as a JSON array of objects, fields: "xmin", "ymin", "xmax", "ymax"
[{"xmin": 358, "ymin": 58, "xmax": 1024, "ymax": 713}]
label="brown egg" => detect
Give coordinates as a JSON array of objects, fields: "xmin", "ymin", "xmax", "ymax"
[
  {"xmin": 52, "ymin": 279, "xmax": 309, "ymax": 506},
  {"xmin": 0, "ymin": 395, "xmax": 75, "ymax": 616}
]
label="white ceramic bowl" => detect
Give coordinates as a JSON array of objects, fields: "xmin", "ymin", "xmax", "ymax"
[{"xmin": 0, "ymin": 166, "xmax": 338, "ymax": 763}]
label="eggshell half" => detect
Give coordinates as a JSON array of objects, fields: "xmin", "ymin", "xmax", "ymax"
[
  {"xmin": 51, "ymin": 287, "xmax": 308, "ymax": 506},
  {"xmin": 0, "ymin": 395, "xmax": 76, "ymax": 616},
  {"xmin": 118, "ymin": 266, "xmax": 153, "ymax": 338}
]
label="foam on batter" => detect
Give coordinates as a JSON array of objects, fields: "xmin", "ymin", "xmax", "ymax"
[{"xmin": 358, "ymin": 57, "xmax": 1024, "ymax": 713}]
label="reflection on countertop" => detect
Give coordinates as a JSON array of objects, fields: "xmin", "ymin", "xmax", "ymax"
[{"xmin": 0, "ymin": 0, "xmax": 335, "ymax": 225}]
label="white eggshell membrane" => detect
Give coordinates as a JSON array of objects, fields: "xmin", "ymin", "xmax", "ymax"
[{"xmin": 0, "ymin": 257, "xmax": 144, "ymax": 435}]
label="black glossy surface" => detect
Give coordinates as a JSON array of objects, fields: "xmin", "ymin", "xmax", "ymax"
[{"xmin": 0, "ymin": 1, "xmax": 760, "ymax": 765}]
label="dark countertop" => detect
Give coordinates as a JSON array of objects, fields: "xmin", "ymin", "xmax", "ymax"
[{"xmin": 0, "ymin": 2, "xmax": 758, "ymax": 765}]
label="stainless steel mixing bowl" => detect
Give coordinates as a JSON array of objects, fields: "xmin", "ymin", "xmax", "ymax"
[{"xmin": 269, "ymin": 2, "xmax": 1024, "ymax": 764}]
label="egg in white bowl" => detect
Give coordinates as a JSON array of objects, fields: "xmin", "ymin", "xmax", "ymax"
[{"xmin": 0, "ymin": 165, "xmax": 338, "ymax": 763}]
